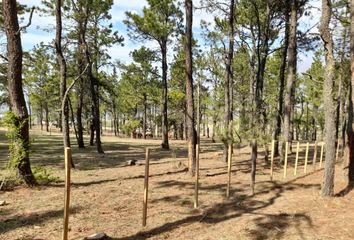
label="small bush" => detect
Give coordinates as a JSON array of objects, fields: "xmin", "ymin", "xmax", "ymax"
[{"xmin": 0, "ymin": 166, "xmax": 60, "ymax": 191}]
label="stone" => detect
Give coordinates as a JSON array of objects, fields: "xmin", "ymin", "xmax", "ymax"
[
  {"xmin": 84, "ymin": 232, "xmax": 110, "ymax": 240},
  {"xmin": 126, "ymin": 160, "xmax": 137, "ymax": 166},
  {"xmin": 0, "ymin": 200, "xmax": 6, "ymax": 206}
]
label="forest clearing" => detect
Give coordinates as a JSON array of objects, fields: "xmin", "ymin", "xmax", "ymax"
[
  {"xmin": 1, "ymin": 128, "xmax": 353, "ymax": 240},
  {"xmin": 1, "ymin": 0, "xmax": 354, "ymax": 239}
]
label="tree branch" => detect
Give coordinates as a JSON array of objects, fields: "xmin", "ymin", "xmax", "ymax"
[
  {"xmin": 61, "ymin": 64, "xmax": 89, "ymax": 115},
  {"xmin": 16, "ymin": 7, "xmax": 35, "ymax": 35},
  {"xmin": 0, "ymin": 54, "xmax": 8, "ymax": 62}
]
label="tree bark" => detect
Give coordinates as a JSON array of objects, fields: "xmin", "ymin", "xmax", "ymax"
[
  {"xmin": 185, "ymin": 0, "xmax": 196, "ymax": 174},
  {"xmin": 283, "ymin": 0, "xmax": 298, "ymax": 157},
  {"xmin": 161, "ymin": 41, "xmax": 169, "ymax": 149},
  {"xmin": 223, "ymin": 0, "xmax": 235, "ymax": 162},
  {"xmin": 274, "ymin": 2, "xmax": 291, "ymax": 157},
  {"xmin": 83, "ymin": 1, "xmax": 104, "ymax": 154},
  {"xmin": 143, "ymin": 93, "xmax": 147, "ymax": 139},
  {"xmin": 320, "ymin": 0, "xmax": 337, "ymax": 196},
  {"xmin": 251, "ymin": 139, "xmax": 257, "ymax": 195},
  {"xmin": 3, "ymin": 0, "xmax": 37, "ymax": 186},
  {"xmin": 346, "ymin": 0, "xmax": 354, "ymax": 182},
  {"xmin": 44, "ymin": 101, "xmax": 49, "ymax": 132},
  {"xmin": 75, "ymin": 11, "xmax": 85, "ymax": 148},
  {"xmin": 55, "ymin": 0, "xmax": 71, "ymax": 152}
]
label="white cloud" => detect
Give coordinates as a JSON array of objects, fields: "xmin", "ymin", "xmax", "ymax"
[
  {"xmin": 22, "ymin": 32, "xmax": 54, "ymax": 50},
  {"xmin": 113, "ymin": 0, "xmax": 147, "ymax": 9}
]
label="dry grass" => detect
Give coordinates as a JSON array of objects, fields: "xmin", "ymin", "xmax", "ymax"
[{"xmin": 0, "ymin": 128, "xmax": 353, "ymax": 240}]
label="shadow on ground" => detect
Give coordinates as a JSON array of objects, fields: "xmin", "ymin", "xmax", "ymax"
[{"xmin": 111, "ymin": 178, "xmax": 315, "ymax": 240}]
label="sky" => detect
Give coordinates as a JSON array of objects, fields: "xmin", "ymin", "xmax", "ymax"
[{"xmin": 17, "ymin": 0, "xmax": 321, "ymax": 73}]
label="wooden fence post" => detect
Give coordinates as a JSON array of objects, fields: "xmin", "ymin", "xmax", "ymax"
[
  {"xmin": 312, "ymin": 141, "xmax": 318, "ymax": 171},
  {"xmin": 62, "ymin": 147, "xmax": 71, "ymax": 240},
  {"xmin": 226, "ymin": 143, "xmax": 232, "ymax": 198},
  {"xmin": 320, "ymin": 142, "xmax": 324, "ymax": 168},
  {"xmin": 294, "ymin": 142, "xmax": 300, "ymax": 176},
  {"xmin": 304, "ymin": 142, "xmax": 309, "ymax": 173},
  {"xmin": 283, "ymin": 142, "xmax": 288, "ymax": 179},
  {"xmin": 142, "ymin": 148, "xmax": 150, "ymax": 227},
  {"xmin": 270, "ymin": 140, "xmax": 275, "ymax": 181},
  {"xmin": 194, "ymin": 144, "xmax": 200, "ymax": 208}
]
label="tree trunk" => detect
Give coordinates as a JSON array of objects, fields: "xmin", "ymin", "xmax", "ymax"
[
  {"xmin": 336, "ymin": 28, "xmax": 347, "ymax": 142},
  {"xmin": 250, "ymin": 140, "xmax": 257, "ymax": 195},
  {"xmin": 75, "ymin": 5, "xmax": 86, "ymax": 148},
  {"xmin": 283, "ymin": 0, "xmax": 298, "ymax": 157},
  {"xmin": 223, "ymin": 0, "xmax": 235, "ymax": 162},
  {"xmin": 3, "ymin": 0, "xmax": 37, "ymax": 185},
  {"xmin": 76, "ymin": 91, "xmax": 85, "ymax": 148},
  {"xmin": 346, "ymin": 0, "xmax": 354, "ymax": 182},
  {"xmin": 320, "ymin": 0, "xmax": 337, "ymax": 196},
  {"xmin": 274, "ymin": 2, "xmax": 290, "ymax": 157},
  {"xmin": 28, "ymin": 99, "xmax": 32, "ymax": 129},
  {"xmin": 40, "ymin": 104, "xmax": 43, "ymax": 131},
  {"xmin": 83, "ymin": 2, "xmax": 103, "ymax": 153},
  {"xmin": 143, "ymin": 94, "xmax": 147, "ymax": 139},
  {"xmin": 160, "ymin": 41, "xmax": 169, "ymax": 149},
  {"xmin": 55, "ymin": 0, "xmax": 71, "ymax": 152},
  {"xmin": 44, "ymin": 101, "xmax": 49, "ymax": 132},
  {"xmin": 185, "ymin": 0, "xmax": 196, "ymax": 174}
]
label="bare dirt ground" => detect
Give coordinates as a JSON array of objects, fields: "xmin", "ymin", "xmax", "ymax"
[{"xmin": 1, "ymin": 128, "xmax": 353, "ymax": 240}]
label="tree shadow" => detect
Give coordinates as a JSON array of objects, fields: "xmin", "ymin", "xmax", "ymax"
[
  {"xmin": 247, "ymin": 212, "xmax": 312, "ymax": 239},
  {"xmin": 0, "ymin": 206, "xmax": 82, "ymax": 234},
  {"xmin": 110, "ymin": 180, "xmax": 314, "ymax": 240},
  {"xmin": 335, "ymin": 182, "xmax": 354, "ymax": 197}
]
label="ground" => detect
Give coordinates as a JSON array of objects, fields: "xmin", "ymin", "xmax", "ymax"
[{"xmin": 0, "ymin": 128, "xmax": 353, "ymax": 240}]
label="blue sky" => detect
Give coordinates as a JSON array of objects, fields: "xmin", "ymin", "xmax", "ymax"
[{"xmin": 18, "ymin": 0, "xmax": 321, "ymax": 73}]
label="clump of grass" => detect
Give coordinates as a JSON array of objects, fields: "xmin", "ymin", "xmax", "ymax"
[
  {"xmin": 0, "ymin": 166, "xmax": 60, "ymax": 191},
  {"xmin": 0, "ymin": 170, "xmax": 22, "ymax": 191},
  {"xmin": 31, "ymin": 166, "xmax": 60, "ymax": 185}
]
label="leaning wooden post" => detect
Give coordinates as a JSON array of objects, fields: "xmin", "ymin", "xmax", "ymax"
[
  {"xmin": 335, "ymin": 140, "xmax": 340, "ymax": 162},
  {"xmin": 142, "ymin": 148, "xmax": 150, "ymax": 227},
  {"xmin": 319, "ymin": 142, "xmax": 324, "ymax": 168},
  {"xmin": 270, "ymin": 140, "xmax": 275, "ymax": 181},
  {"xmin": 294, "ymin": 142, "xmax": 300, "ymax": 176},
  {"xmin": 226, "ymin": 143, "xmax": 232, "ymax": 198},
  {"xmin": 304, "ymin": 142, "xmax": 309, "ymax": 173},
  {"xmin": 194, "ymin": 144, "xmax": 200, "ymax": 208},
  {"xmin": 283, "ymin": 142, "xmax": 289, "ymax": 179},
  {"xmin": 62, "ymin": 147, "xmax": 71, "ymax": 240}
]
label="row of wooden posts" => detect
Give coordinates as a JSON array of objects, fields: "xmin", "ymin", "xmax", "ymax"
[{"xmin": 61, "ymin": 140, "xmax": 341, "ymax": 238}]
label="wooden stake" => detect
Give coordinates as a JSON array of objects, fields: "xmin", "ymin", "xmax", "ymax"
[
  {"xmin": 194, "ymin": 144, "xmax": 199, "ymax": 208},
  {"xmin": 270, "ymin": 140, "xmax": 275, "ymax": 181},
  {"xmin": 62, "ymin": 147, "xmax": 71, "ymax": 240},
  {"xmin": 304, "ymin": 142, "xmax": 309, "ymax": 173},
  {"xmin": 142, "ymin": 148, "xmax": 150, "ymax": 227},
  {"xmin": 283, "ymin": 142, "xmax": 288, "ymax": 179},
  {"xmin": 335, "ymin": 140, "xmax": 340, "ymax": 162},
  {"xmin": 226, "ymin": 143, "xmax": 232, "ymax": 198},
  {"xmin": 312, "ymin": 141, "xmax": 318, "ymax": 171},
  {"xmin": 320, "ymin": 142, "xmax": 324, "ymax": 168},
  {"xmin": 294, "ymin": 142, "xmax": 300, "ymax": 176}
]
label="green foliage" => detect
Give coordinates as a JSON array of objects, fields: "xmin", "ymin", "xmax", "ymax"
[
  {"xmin": 124, "ymin": 0, "xmax": 183, "ymax": 44},
  {"xmin": 122, "ymin": 119, "xmax": 141, "ymax": 134},
  {"xmin": 0, "ymin": 166, "xmax": 59, "ymax": 191},
  {"xmin": 31, "ymin": 166, "xmax": 60, "ymax": 185},
  {"xmin": 2, "ymin": 112, "xmax": 29, "ymax": 169}
]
